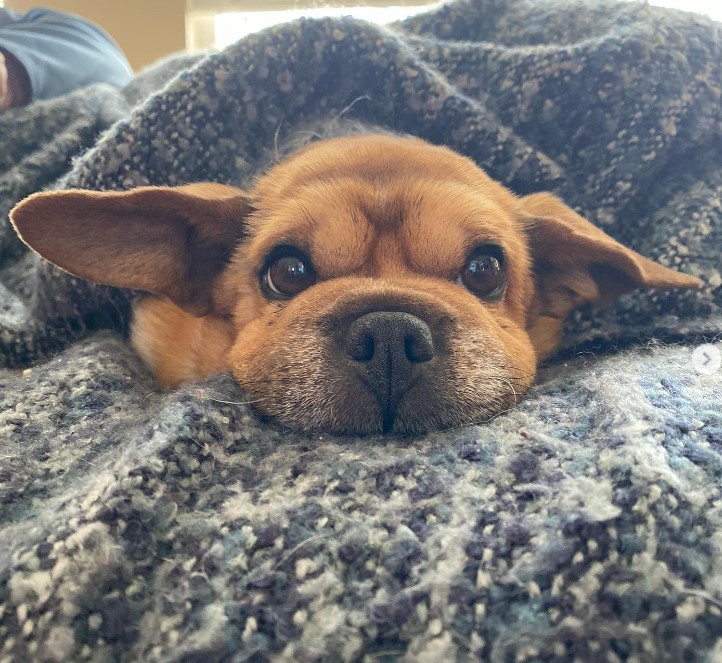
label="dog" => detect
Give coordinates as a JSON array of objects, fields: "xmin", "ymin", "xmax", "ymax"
[{"xmin": 10, "ymin": 134, "xmax": 702, "ymax": 434}]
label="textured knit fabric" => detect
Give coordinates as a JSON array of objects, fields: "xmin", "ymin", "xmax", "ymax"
[{"xmin": 1, "ymin": 1, "xmax": 722, "ymax": 661}]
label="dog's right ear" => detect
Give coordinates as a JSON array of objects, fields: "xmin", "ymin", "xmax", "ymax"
[{"xmin": 10, "ymin": 183, "xmax": 253, "ymax": 316}]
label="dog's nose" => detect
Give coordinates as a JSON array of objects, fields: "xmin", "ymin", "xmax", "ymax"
[{"xmin": 345, "ymin": 312, "xmax": 435, "ymax": 429}]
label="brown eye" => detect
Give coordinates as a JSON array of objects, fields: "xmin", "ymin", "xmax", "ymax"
[
  {"xmin": 459, "ymin": 247, "xmax": 504, "ymax": 298},
  {"xmin": 263, "ymin": 247, "xmax": 316, "ymax": 298}
]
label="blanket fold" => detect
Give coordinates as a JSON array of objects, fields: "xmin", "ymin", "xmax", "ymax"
[{"xmin": 1, "ymin": 1, "xmax": 721, "ymax": 661}]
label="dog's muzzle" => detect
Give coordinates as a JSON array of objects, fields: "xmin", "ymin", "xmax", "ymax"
[{"xmin": 344, "ymin": 311, "xmax": 435, "ymax": 431}]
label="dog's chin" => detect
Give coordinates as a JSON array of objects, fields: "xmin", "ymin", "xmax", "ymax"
[{"xmin": 240, "ymin": 382, "xmax": 520, "ymax": 436}]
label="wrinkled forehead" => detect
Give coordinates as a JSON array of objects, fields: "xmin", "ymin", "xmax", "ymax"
[{"xmin": 244, "ymin": 135, "xmax": 525, "ymax": 276}]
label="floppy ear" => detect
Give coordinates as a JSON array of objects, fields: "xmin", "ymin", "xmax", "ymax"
[
  {"xmin": 520, "ymin": 192, "xmax": 702, "ymax": 359},
  {"xmin": 10, "ymin": 183, "xmax": 253, "ymax": 316}
]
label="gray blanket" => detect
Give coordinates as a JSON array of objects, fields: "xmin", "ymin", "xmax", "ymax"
[{"xmin": 1, "ymin": 1, "xmax": 722, "ymax": 661}]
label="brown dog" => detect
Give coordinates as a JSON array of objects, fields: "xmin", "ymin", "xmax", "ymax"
[{"xmin": 10, "ymin": 134, "xmax": 701, "ymax": 434}]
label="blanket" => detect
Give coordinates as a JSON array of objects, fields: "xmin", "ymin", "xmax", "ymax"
[{"xmin": 1, "ymin": 0, "xmax": 722, "ymax": 660}]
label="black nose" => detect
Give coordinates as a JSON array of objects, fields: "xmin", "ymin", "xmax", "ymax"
[{"xmin": 345, "ymin": 312, "xmax": 435, "ymax": 429}]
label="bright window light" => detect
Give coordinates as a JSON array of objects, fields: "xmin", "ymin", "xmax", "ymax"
[{"xmin": 214, "ymin": 5, "xmax": 435, "ymax": 48}]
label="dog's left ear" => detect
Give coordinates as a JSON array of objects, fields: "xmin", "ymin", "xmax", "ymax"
[
  {"xmin": 520, "ymin": 192, "xmax": 702, "ymax": 359},
  {"xmin": 10, "ymin": 183, "xmax": 253, "ymax": 316}
]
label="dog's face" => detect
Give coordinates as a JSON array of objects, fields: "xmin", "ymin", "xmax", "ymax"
[{"xmin": 10, "ymin": 135, "xmax": 701, "ymax": 434}]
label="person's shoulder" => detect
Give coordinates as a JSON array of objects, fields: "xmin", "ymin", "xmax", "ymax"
[{"xmin": 21, "ymin": 8, "xmax": 117, "ymax": 43}]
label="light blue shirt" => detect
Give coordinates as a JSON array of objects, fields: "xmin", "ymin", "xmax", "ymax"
[{"xmin": 0, "ymin": 8, "xmax": 133, "ymax": 101}]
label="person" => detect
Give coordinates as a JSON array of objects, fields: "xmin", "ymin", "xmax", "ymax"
[{"xmin": 0, "ymin": 7, "xmax": 133, "ymax": 109}]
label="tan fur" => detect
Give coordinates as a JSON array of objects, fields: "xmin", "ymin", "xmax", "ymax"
[
  {"xmin": 10, "ymin": 134, "xmax": 702, "ymax": 434},
  {"xmin": 131, "ymin": 298, "xmax": 234, "ymax": 386}
]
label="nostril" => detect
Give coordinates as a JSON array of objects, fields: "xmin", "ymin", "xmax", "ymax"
[
  {"xmin": 348, "ymin": 331, "xmax": 374, "ymax": 361},
  {"xmin": 405, "ymin": 330, "xmax": 434, "ymax": 363},
  {"xmin": 346, "ymin": 318, "xmax": 376, "ymax": 361}
]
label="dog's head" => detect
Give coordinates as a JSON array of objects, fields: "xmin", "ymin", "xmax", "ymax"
[{"xmin": 10, "ymin": 135, "xmax": 701, "ymax": 434}]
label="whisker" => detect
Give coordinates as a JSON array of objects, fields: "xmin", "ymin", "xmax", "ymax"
[
  {"xmin": 201, "ymin": 396, "xmax": 263, "ymax": 406},
  {"xmin": 273, "ymin": 122, "xmax": 283, "ymax": 163},
  {"xmin": 333, "ymin": 94, "xmax": 371, "ymax": 121},
  {"xmin": 292, "ymin": 194, "xmax": 316, "ymax": 228}
]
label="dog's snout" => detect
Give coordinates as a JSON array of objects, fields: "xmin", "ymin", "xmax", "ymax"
[{"xmin": 345, "ymin": 312, "xmax": 434, "ymax": 430}]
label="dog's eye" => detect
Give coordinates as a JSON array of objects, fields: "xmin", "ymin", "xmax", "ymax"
[
  {"xmin": 262, "ymin": 247, "xmax": 316, "ymax": 298},
  {"xmin": 458, "ymin": 247, "xmax": 504, "ymax": 298}
]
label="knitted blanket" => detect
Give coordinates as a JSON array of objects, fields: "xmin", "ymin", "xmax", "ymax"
[{"xmin": 1, "ymin": 1, "xmax": 722, "ymax": 661}]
